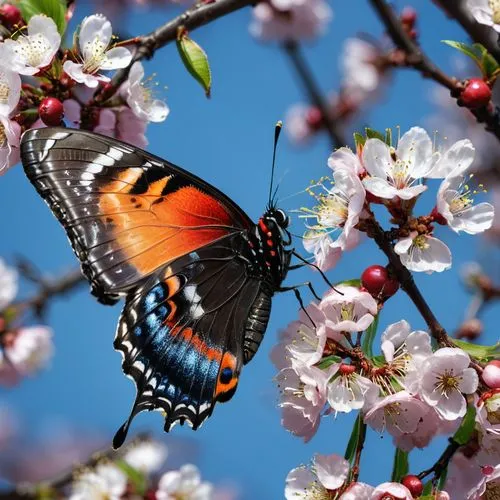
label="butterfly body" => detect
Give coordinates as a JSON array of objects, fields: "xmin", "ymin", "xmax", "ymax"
[{"xmin": 20, "ymin": 127, "xmax": 293, "ymax": 447}]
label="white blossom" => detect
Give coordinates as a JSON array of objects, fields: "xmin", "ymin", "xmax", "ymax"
[
  {"xmin": 427, "ymin": 139, "xmax": 476, "ymax": 179},
  {"xmin": 69, "ymin": 463, "xmax": 127, "ymax": 500},
  {"xmin": 320, "ymin": 285, "xmax": 378, "ymax": 333},
  {"xmin": 124, "ymin": 62, "xmax": 169, "ymax": 123},
  {"xmin": 372, "ymin": 482, "xmax": 413, "ymax": 500},
  {"xmin": 0, "ymin": 326, "xmax": 53, "ymax": 385},
  {"xmin": 63, "ymin": 14, "xmax": 132, "ymax": 88},
  {"xmin": 362, "ymin": 127, "xmax": 437, "ymax": 200},
  {"xmin": 156, "ymin": 464, "xmax": 213, "ymax": 500},
  {"xmin": 123, "ymin": 439, "xmax": 168, "ymax": 474},
  {"xmin": 436, "ymin": 170, "xmax": 494, "ymax": 234},
  {"xmin": 0, "ymin": 258, "xmax": 17, "ymax": 311},
  {"xmin": 327, "ymin": 365, "xmax": 379, "ymax": 413},
  {"xmin": 327, "ymin": 147, "xmax": 364, "ymax": 176},
  {"xmin": 0, "ymin": 15, "xmax": 60, "ymax": 75},
  {"xmin": 301, "ymin": 167, "xmax": 365, "ymax": 271},
  {"xmin": 0, "ymin": 68, "xmax": 20, "ymax": 117},
  {"xmin": 466, "ymin": 0, "xmax": 500, "ymax": 33},
  {"xmin": 270, "ymin": 303, "xmax": 327, "ymax": 370},
  {"xmin": 419, "ymin": 348, "xmax": 479, "ymax": 420},
  {"xmin": 394, "ymin": 232, "xmax": 452, "ymax": 273}
]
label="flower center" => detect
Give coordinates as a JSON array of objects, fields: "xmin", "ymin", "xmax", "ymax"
[
  {"xmin": 0, "ymin": 82, "xmax": 10, "ymax": 105},
  {"xmin": 0, "ymin": 122, "xmax": 7, "ymax": 147},
  {"xmin": 412, "ymin": 235, "xmax": 429, "ymax": 250},
  {"xmin": 434, "ymin": 369, "xmax": 459, "ymax": 395},
  {"xmin": 390, "ymin": 160, "xmax": 412, "ymax": 189},
  {"xmin": 484, "ymin": 480, "xmax": 500, "ymax": 499},
  {"xmin": 448, "ymin": 175, "xmax": 485, "ymax": 216},
  {"xmin": 340, "ymin": 302, "xmax": 354, "ymax": 321},
  {"xmin": 489, "ymin": 0, "xmax": 500, "ymax": 23},
  {"xmin": 82, "ymin": 38, "xmax": 107, "ymax": 74},
  {"xmin": 15, "ymin": 34, "xmax": 50, "ymax": 67}
]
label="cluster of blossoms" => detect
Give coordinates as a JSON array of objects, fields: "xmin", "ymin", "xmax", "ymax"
[
  {"xmin": 301, "ymin": 126, "xmax": 494, "ymax": 273},
  {"xmin": 273, "ymin": 125, "xmax": 500, "ymax": 497},
  {"xmin": 0, "ymin": 258, "xmax": 52, "ymax": 386},
  {"xmin": 53, "ymin": 437, "xmax": 218, "ymax": 499},
  {"xmin": 0, "ymin": 5, "xmax": 168, "ymax": 175}
]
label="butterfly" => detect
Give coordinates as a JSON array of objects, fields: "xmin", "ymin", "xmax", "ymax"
[{"xmin": 20, "ymin": 125, "xmax": 327, "ymax": 448}]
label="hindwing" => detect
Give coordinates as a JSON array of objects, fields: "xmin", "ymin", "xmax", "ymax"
[{"xmin": 113, "ymin": 233, "xmax": 264, "ymax": 448}]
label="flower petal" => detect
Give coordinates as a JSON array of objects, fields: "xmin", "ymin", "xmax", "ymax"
[
  {"xmin": 397, "ymin": 126, "xmax": 433, "ymax": 178},
  {"xmin": 362, "ymin": 138, "xmax": 393, "ymax": 178},
  {"xmin": 101, "ymin": 46, "xmax": 132, "ymax": 70},
  {"xmin": 79, "ymin": 14, "xmax": 112, "ymax": 55}
]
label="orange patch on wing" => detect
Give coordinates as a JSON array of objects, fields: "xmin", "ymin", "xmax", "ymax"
[
  {"xmin": 215, "ymin": 352, "xmax": 238, "ymax": 397},
  {"xmin": 98, "ymin": 173, "xmax": 237, "ymax": 277}
]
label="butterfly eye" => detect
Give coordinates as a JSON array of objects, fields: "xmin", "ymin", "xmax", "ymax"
[{"xmin": 275, "ymin": 209, "xmax": 289, "ymax": 228}]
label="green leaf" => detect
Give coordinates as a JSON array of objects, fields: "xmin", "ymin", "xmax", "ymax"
[
  {"xmin": 115, "ymin": 459, "xmax": 147, "ymax": 496},
  {"xmin": 362, "ymin": 312, "xmax": 380, "ymax": 358},
  {"xmin": 317, "ymin": 355, "xmax": 341, "ymax": 369},
  {"xmin": 422, "ymin": 481, "xmax": 433, "ymax": 495},
  {"xmin": 391, "ymin": 448, "xmax": 409, "ymax": 482},
  {"xmin": 453, "ymin": 404, "xmax": 476, "ymax": 446},
  {"xmin": 19, "ymin": 0, "xmax": 67, "ymax": 35},
  {"xmin": 344, "ymin": 414, "xmax": 361, "ymax": 464},
  {"xmin": 442, "ymin": 40, "xmax": 482, "ymax": 65},
  {"xmin": 336, "ymin": 278, "xmax": 361, "ymax": 287},
  {"xmin": 176, "ymin": 31, "xmax": 212, "ymax": 98},
  {"xmin": 353, "ymin": 132, "xmax": 366, "ymax": 148},
  {"xmin": 365, "ymin": 128, "xmax": 385, "ymax": 142},
  {"xmin": 452, "ymin": 338, "xmax": 500, "ymax": 362}
]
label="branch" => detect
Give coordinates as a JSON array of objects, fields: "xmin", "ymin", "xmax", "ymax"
[
  {"xmin": 351, "ymin": 421, "xmax": 367, "ymax": 482},
  {"xmin": 433, "ymin": 0, "xmax": 500, "ymax": 64},
  {"xmin": 282, "ymin": 40, "xmax": 347, "ymax": 149},
  {"xmin": 13, "ymin": 265, "xmax": 85, "ymax": 319},
  {"xmin": 417, "ymin": 437, "xmax": 461, "ymax": 481},
  {"xmin": 369, "ymin": 0, "xmax": 500, "ymax": 143},
  {"xmin": 95, "ymin": 0, "xmax": 256, "ymax": 102},
  {"xmin": 367, "ymin": 220, "xmax": 452, "ymax": 347}
]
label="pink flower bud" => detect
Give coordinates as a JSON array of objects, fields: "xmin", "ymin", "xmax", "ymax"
[{"xmin": 482, "ymin": 360, "xmax": 500, "ymax": 389}]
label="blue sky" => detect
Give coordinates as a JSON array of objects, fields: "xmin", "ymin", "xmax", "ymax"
[{"xmin": 1, "ymin": 0, "xmax": 499, "ymax": 498}]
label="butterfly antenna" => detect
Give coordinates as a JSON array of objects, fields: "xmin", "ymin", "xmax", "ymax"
[{"xmin": 268, "ymin": 120, "xmax": 283, "ymax": 209}]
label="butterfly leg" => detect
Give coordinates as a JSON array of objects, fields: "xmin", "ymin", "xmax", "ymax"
[
  {"xmin": 278, "ymin": 283, "xmax": 320, "ymax": 327},
  {"xmin": 291, "ymin": 250, "xmax": 339, "ymax": 293}
]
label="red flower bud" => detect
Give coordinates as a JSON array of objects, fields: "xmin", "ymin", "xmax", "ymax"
[
  {"xmin": 461, "ymin": 79, "xmax": 492, "ymax": 109},
  {"xmin": 38, "ymin": 97, "xmax": 64, "ymax": 126},
  {"xmin": 401, "ymin": 475, "xmax": 424, "ymax": 497},
  {"xmin": 0, "ymin": 4, "xmax": 22, "ymax": 27},
  {"xmin": 361, "ymin": 265, "xmax": 399, "ymax": 299}
]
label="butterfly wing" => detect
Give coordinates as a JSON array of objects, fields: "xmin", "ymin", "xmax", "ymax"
[
  {"xmin": 113, "ymin": 232, "xmax": 267, "ymax": 448},
  {"xmin": 21, "ymin": 128, "xmax": 253, "ymax": 304}
]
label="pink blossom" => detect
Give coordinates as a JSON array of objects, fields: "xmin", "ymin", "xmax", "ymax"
[
  {"xmin": 372, "ymin": 482, "xmax": 413, "ymax": 500},
  {"xmin": 94, "ymin": 107, "xmax": 148, "ymax": 148},
  {"xmin": 0, "ymin": 258, "xmax": 17, "ymax": 311},
  {"xmin": 363, "ymin": 391, "xmax": 430, "ymax": 437},
  {"xmin": 0, "ymin": 116, "xmax": 21, "ymax": 175},
  {"xmin": 445, "ymin": 452, "xmax": 484, "ymax": 500},
  {"xmin": 476, "ymin": 392, "xmax": 500, "ymax": 435},
  {"xmin": 270, "ymin": 303, "xmax": 327, "ymax": 370},
  {"xmin": 0, "ymin": 326, "xmax": 53, "ymax": 385},
  {"xmin": 320, "ymin": 285, "xmax": 378, "ymax": 333},
  {"xmin": 250, "ymin": 0, "xmax": 332, "ymax": 42},
  {"xmin": 467, "ymin": 464, "xmax": 500, "ymax": 500},
  {"xmin": 281, "ymin": 405, "xmax": 319, "ymax": 442}
]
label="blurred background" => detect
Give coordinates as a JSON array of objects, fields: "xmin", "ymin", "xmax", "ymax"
[{"xmin": 0, "ymin": 0, "xmax": 499, "ymax": 497}]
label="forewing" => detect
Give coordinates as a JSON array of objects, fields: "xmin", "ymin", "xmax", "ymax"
[
  {"xmin": 21, "ymin": 128, "xmax": 252, "ymax": 304},
  {"xmin": 113, "ymin": 233, "xmax": 262, "ymax": 448}
]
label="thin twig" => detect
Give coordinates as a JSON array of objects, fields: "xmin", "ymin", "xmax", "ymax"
[
  {"xmin": 94, "ymin": 0, "xmax": 256, "ymax": 103},
  {"xmin": 282, "ymin": 40, "xmax": 347, "ymax": 149},
  {"xmin": 13, "ymin": 267, "xmax": 85, "ymax": 319},
  {"xmin": 417, "ymin": 437, "xmax": 461, "ymax": 481},
  {"xmin": 369, "ymin": 0, "xmax": 500, "ymax": 143},
  {"xmin": 433, "ymin": 0, "xmax": 500, "ymax": 64}
]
